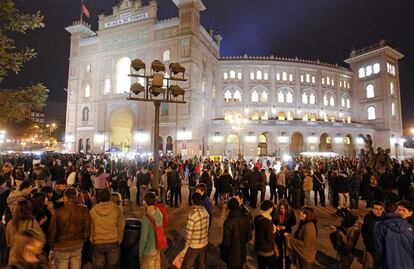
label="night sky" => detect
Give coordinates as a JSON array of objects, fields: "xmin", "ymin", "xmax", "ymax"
[{"xmin": 3, "ymin": 0, "xmax": 414, "ymax": 130}]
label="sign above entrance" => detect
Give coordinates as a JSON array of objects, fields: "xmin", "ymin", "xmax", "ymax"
[{"xmin": 104, "ymin": 12, "xmax": 148, "ymax": 29}]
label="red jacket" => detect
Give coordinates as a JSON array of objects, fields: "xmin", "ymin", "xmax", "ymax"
[{"xmin": 155, "ymin": 201, "xmax": 168, "ymax": 228}]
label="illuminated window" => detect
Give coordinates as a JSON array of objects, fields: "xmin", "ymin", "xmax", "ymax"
[
  {"xmin": 282, "ymin": 72, "xmax": 287, "ymax": 81},
  {"xmin": 312, "ymin": 76, "xmax": 315, "ymax": 84},
  {"xmin": 286, "ymin": 91, "xmax": 293, "ymax": 103},
  {"xmin": 345, "ymin": 136, "xmax": 351, "ymax": 145},
  {"xmin": 224, "ymin": 90, "xmax": 232, "ymax": 102},
  {"xmin": 341, "ymin": 97, "xmax": 345, "ymax": 107},
  {"xmin": 84, "ymin": 84, "xmax": 90, "ymax": 97},
  {"xmin": 278, "ymin": 91, "xmax": 285, "ymax": 103},
  {"xmin": 303, "ymin": 112, "xmax": 309, "ymax": 121},
  {"xmin": 257, "ymin": 71, "xmax": 263, "ymax": 80},
  {"xmin": 329, "ymin": 96, "xmax": 335, "ymax": 106},
  {"xmin": 82, "ymin": 107, "xmax": 89, "ymax": 121},
  {"xmin": 305, "ymin": 74, "xmax": 310, "ymax": 83},
  {"xmin": 327, "ymin": 77, "xmax": 330, "ymax": 85},
  {"xmin": 223, "ymin": 72, "xmax": 228, "ymax": 80},
  {"xmin": 86, "ymin": 64, "xmax": 91, "ymax": 73},
  {"xmin": 302, "ymin": 93, "xmax": 308, "ymax": 104},
  {"xmin": 391, "ymin": 102, "xmax": 396, "ymax": 116},
  {"xmin": 227, "ymin": 134, "xmax": 239, "ymax": 143},
  {"xmin": 310, "ymin": 113, "xmax": 317, "ymax": 121},
  {"xmin": 323, "ymin": 95, "xmax": 328, "ymax": 106},
  {"xmin": 260, "ymin": 91, "xmax": 268, "ymax": 103},
  {"xmin": 367, "ymin": 106, "xmax": 376, "ymax": 120},
  {"xmin": 309, "ymin": 93, "xmax": 316, "ymax": 104},
  {"xmin": 250, "ymin": 72, "xmax": 255, "ymax": 80},
  {"xmin": 224, "ymin": 111, "xmax": 233, "ymax": 121},
  {"xmin": 237, "ymin": 72, "xmax": 242, "ymax": 80},
  {"xmin": 264, "ymin": 72, "xmax": 268, "ymax": 80},
  {"xmin": 326, "ymin": 136, "xmax": 332, "ymax": 144},
  {"xmin": 390, "ymin": 81, "xmax": 394, "ymax": 95},
  {"xmin": 287, "ymin": 111, "xmax": 294, "ymax": 120},
  {"xmin": 322, "ymin": 77, "xmax": 325, "ymax": 85},
  {"xmin": 366, "ymin": 66, "xmax": 372, "ymax": 76},
  {"xmin": 162, "ymin": 50, "xmax": 170, "ymax": 61},
  {"xmin": 300, "ymin": 75, "xmax": 304, "ymax": 83},
  {"xmin": 259, "ymin": 134, "xmax": 266, "ymax": 143},
  {"xmin": 289, "ymin": 74, "xmax": 293, "ymax": 82},
  {"xmin": 330, "ymin": 114, "xmax": 336, "ymax": 122},
  {"xmin": 116, "ymin": 57, "xmax": 131, "ymax": 94},
  {"xmin": 347, "ymin": 116, "xmax": 351, "ymax": 123},
  {"xmin": 260, "ymin": 111, "xmax": 268, "ymax": 120},
  {"xmin": 346, "ymin": 98, "xmax": 350, "ymax": 109},
  {"xmin": 234, "ymin": 90, "xmax": 241, "ymax": 102},
  {"xmin": 340, "ymin": 80, "xmax": 343, "ymax": 87},
  {"xmin": 359, "ymin": 68, "xmax": 365, "ymax": 78},
  {"xmin": 278, "ymin": 111, "xmax": 285, "ymax": 121},
  {"xmin": 252, "ymin": 90, "xmax": 259, "ymax": 102},
  {"xmin": 276, "ymin": 73, "xmax": 280, "ymax": 81},
  {"xmin": 229, "ymin": 70, "xmax": 236, "ymax": 79},
  {"xmin": 332, "ymin": 79, "xmax": 335, "ymax": 86},
  {"xmin": 373, "ymin": 63, "xmax": 380, "ymax": 74},
  {"xmin": 366, "ymin": 84, "xmax": 374, "ymax": 98},
  {"xmin": 251, "ymin": 111, "xmax": 259, "ymax": 120},
  {"xmin": 104, "ymin": 79, "xmax": 111, "ymax": 95}
]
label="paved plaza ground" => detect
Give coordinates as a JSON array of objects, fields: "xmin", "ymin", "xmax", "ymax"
[{"xmin": 124, "ymin": 185, "xmax": 368, "ymax": 269}]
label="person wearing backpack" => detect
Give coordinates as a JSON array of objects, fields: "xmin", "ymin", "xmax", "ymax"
[{"xmin": 139, "ymin": 192, "xmax": 165, "ymax": 269}]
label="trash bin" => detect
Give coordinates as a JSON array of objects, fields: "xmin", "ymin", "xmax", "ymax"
[{"xmin": 121, "ymin": 218, "xmax": 141, "ymax": 269}]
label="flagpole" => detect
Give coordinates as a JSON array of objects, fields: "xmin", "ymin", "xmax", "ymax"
[{"xmin": 80, "ymin": 0, "xmax": 83, "ymax": 23}]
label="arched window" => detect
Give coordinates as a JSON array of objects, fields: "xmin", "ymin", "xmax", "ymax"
[
  {"xmin": 278, "ymin": 111, "xmax": 285, "ymax": 120},
  {"xmin": 84, "ymin": 84, "xmax": 90, "ymax": 97},
  {"xmin": 234, "ymin": 90, "xmax": 242, "ymax": 102},
  {"xmin": 260, "ymin": 111, "xmax": 268, "ymax": 120},
  {"xmin": 305, "ymin": 74, "xmax": 310, "ymax": 83},
  {"xmin": 390, "ymin": 81, "xmax": 394, "ymax": 95},
  {"xmin": 116, "ymin": 57, "xmax": 131, "ymax": 94},
  {"xmin": 237, "ymin": 72, "xmax": 242, "ymax": 80},
  {"xmin": 286, "ymin": 91, "xmax": 293, "ymax": 103},
  {"xmin": 303, "ymin": 112, "xmax": 309, "ymax": 121},
  {"xmin": 346, "ymin": 98, "xmax": 351, "ymax": 109},
  {"xmin": 359, "ymin": 68, "xmax": 365, "ymax": 78},
  {"xmin": 309, "ymin": 93, "xmax": 316, "ymax": 104},
  {"xmin": 104, "ymin": 79, "xmax": 111, "ymax": 95},
  {"xmin": 282, "ymin": 72, "xmax": 287, "ymax": 81},
  {"xmin": 256, "ymin": 70, "xmax": 262, "ymax": 80},
  {"xmin": 367, "ymin": 106, "xmax": 376, "ymax": 120},
  {"xmin": 329, "ymin": 96, "xmax": 335, "ymax": 106},
  {"xmin": 229, "ymin": 70, "xmax": 236, "ymax": 79},
  {"xmin": 86, "ymin": 138, "xmax": 91, "ymax": 153},
  {"xmin": 323, "ymin": 95, "xmax": 329, "ymax": 106},
  {"xmin": 366, "ymin": 66, "xmax": 373, "ymax": 76},
  {"xmin": 289, "ymin": 74, "xmax": 293, "ymax": 82},
  {"xmin": 223, "ymin": 72, "xmax": 228, "ymax": 80},
  {"xmin": 310, "ymin": 112, "xmax": 317, "ymax": 121},
  {"xmin": 251, "ymin": 90, "xmax": 259, "ymax": 102},
  {"xmin": 260, "ymin": 91, "xmax": 268, "ymax": 103},
  {"xmin": 373, "ymin": 63, "xmax": 380, "ymax": 74},
  {"xmin": 276, "ymin": 73, "xmax": 280, "ymax": 81},
  {"xmin": 162, "ymin": 50, "xmax": 170, "ymax": 61},
  {"xmin": 259, "ymin": 134, "xmax": 267, "ymax": 143},
  {"xmin": 250, "ymin": 72, "xmax": 255, "ymax": 80},
  {"xmin": 302, "ymin": 93, "xmax": 308, "ymax": 104},
  {"xmin": 287, "ymin": 111, "xmax": 294, "ymax": 120},
  {"xmin": 311, "ymin": 76, "xmax": 315, "ymax": 84},
  {"xmin": 263, "ymin": 72, "xmax": 269, "ymax": 80},
  {"xmin": 278, "ymin": 91, "xmax": 285, "ymax": 103},
  {"xmin": 366, "ymin": 84, "xmax": 374, "ymax": 98},
  {"xmin": 391, "ymin": 102, "xmax": 396, "ymax": 116},
  {"xmin": 82, "ymin": 107, "xmax": 89, "ymax": 122},
  {"xmin": 224, "ymin": 90, "xmax": 232, "ymax": 102},
  {"xmin": 341, "ymin": 97, "xmax": 345, "ymax": 107}
]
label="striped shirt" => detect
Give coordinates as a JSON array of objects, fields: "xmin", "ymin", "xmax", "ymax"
[{"xmin": 185, "ymin": 207, "xmax": 209, "ymax": 249}]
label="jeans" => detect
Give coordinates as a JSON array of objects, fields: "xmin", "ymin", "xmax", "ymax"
[
  {"xmin": 54, "ymin": 248, "xmax": 82, "ymax": 269},
  {"xmin": 182, "ymin": 246, "xmax": 206, "ymax": 269},
  {"xmin": 338, "ymin": 192, "xmax": 350, "ymax": 209},
  {"xmin": 92, "ymin": 243, "xmax": 120, "ymax": 269},
  {"xmin": 269, "ymin": 186, "xmax": 277, "ymax": 202},
  {"xmin": 140, "ymin": 251, "xmax": 161, "ymax": 269}
]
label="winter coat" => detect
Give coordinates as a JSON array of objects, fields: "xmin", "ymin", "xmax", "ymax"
[
  {"xmin": 272, "ymin": 208, "xmax": 297, "ymax": 234},
  {"xmin": 6, "ymin": 219, "xmax": 46, "ymax": 248},
  {"xmin": 374, "ymin": 214, "xmax": 414, "ymax": 269},
  {"xmin": 361, "ymin": 211, "xmax": 383, "ymax": 253},
  {"xmin": 333, "ymin": 174, "xmax": 349, "ymax": 193},
  {"xmin": 254, "ymin": 215, "xmax": 275, "ymax": 254},
  {"xmin": 139, "ymin": 207, "xmax": 163, "ymax": 257},
  {"xmin": 249, "ymin": 171, "xmax": 262, "ymax": 189},
  {"xmin": 287, "ymin": 221, "xmax": 317, "ymax": 263},
  {"xmin": 312, "ymin": 172, "xmax": 325, "ymax": 191},
  {"xmin": 220, "ymin": 209, "xmax": 252, "ymax": 267},
  {"xmin": 329, "ymin": 224, "xmax": 360, "ymax": 255},
  {"xmin": 269, "ymin": 172, "xmax": 277, "ymax": 189},
  {"xmin": 219, "ymin": 174, "xmax": 234, "ymax": 194},
  {"xmin": 90, "ymin": 201, "xmax": 125, "ymax": 244},
  {"xmin": 303, "ymin": 175, "xmax": 313, "ymax": 192}
]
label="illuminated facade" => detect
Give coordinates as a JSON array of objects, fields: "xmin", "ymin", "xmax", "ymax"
[{"xmin": 65, "ymin": 0, "xmax": 404, "ymax": 157}]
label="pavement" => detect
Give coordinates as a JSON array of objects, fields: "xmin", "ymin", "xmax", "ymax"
[{"xmin": 124, "ymin": 186, "xmax": 368, "ymax": 269}]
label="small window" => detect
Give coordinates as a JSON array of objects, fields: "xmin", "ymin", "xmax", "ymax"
[
  {"xmin": 162, "ymin": 50, "xmax": 170, "ymax": 61},
  {"xmin": 303, "ymin": 112, "xmax": 309, "ymax": 121},
  {"xmin": 341, "ymin": 97, "xmax": 345, "ymax": 107},
  {"xmin": 366, "ymin": 84, "xmax": 375, "ymax": 98},
  {"xmin": 278, "ymin": 91, "xmax": 285, "ymax": 103},
  {"xmin": 322, "ymin": 77, "xmax": 325, "ymax": 85},
  {"xmin": 256, "ymin": 70, "xmax": 262, "ymax": 80},
  {"xmin": 309, "ymin": 93, "xmax": 316, "ymax": 104},
  {"xmin": 276, "ymin": 73, "xmax": 280, "ymax": 81},
  {"xmin": 234, "ymin": 90, "xmax": 241, "ymax": 102},
  {"xmin": 300, "ymin": 75, "xmax": 304, "ymax": 83},
  {"xmin": 229, "ymin": 70, "xmax": 236, "ymax": 79},
  {"xmin": 310, "ymin": 113, "xmax": 317, "ymax": 122},
  {"xmin": 302, "ymin": 93, "xmax": 308, "ymax": 104},
  {"xmin": 278, "ymin": 111, "xmax": 285, "ymax": 121},
  {"xmin": 223, "ymin": 72, "xmax": 228, "ymax": 80},
  {"xmin": 104, "ymin": 79, "xmax": 111, "ymax": 95},
  {"xmin": 252, "ymin": 90, "xmax": 259, "ymax": 102},
  {"xmin": 263, "ymin": 72, "xmax": 268, "ymax": 80},
  {"xmin": 260, "ymin": 91, "xmax": 268, "ymax": 103},
  {"xmin": 391, "ymin": 102, "xmax": 396, "ymax": 116},
  {"xmin": 286, "ymin": 92, "xmax": 293, "ymax": 103},
  {"xmin": 289, "ymin": 74, "xmax": 293, "ymax": 82},
  {"xmin": 346, "ymin": 98, "xmax": 350, "ymax": 109},
  {"xmin": 359, "ymin": 68, "xmax": 365, "ymax": 78},
  {"xmin": 224, "ymin": 90, "xmax": 232, "ymax": 102},
  {"xmin": 366, "ymin": 65, "xmax": 373, "ymax": 76},
  {"xmin": 331, "ymin": 79, "xmax": 335, "ymax": 86},
  {"xmin": 390, "ymin": 81, "xmax": 394, "ymax": 95},
  {"xmin": 306, "ymin": 74, "xmax": 310, "ymax": 83},
  {"xmin": 86, "ymin": 64, "xmax": 91, "ymax": 73},
  {"xmin": 311, "ymin": 76, "xmax": 315, "ymax": 84},
  {"xmin": 250, "ymin": 72, "xmax": 255, "ymax": 80},
  {"xmin": 323, "ymin": 95, "xmax": 328, "ymax": 106},
  {"xmin": 82, "ymin": 107, "xmax": 89, "ymax": 122},
  {"xmin": 329, "ymin": 96, "xmax": 335, "ymax": 106},
  {"xmin": 282, "ymin": 72, "xmax": 287, "ymax": 81},
  {"xmin": 237, "ymin": 72, "xmax": 242, "ymax": 80},
  {"xmin": 367, "ymin": 106, "xmax": 376, "ymax": 120},
  {"xmin": 287, "ymin": 111, "xmax": 294, "ymax": 120},
  {"xmin": 373, "ymin": 63, "xmax": 380, "ymax": 74},
  {"xmin": 84, "ymin": 84, "xmax": 91, "ymax": 97}
]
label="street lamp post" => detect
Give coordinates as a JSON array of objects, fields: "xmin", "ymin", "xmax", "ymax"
[
  {"xmin": 128, "ymin": 59, "xmax": 187, "ymax": 184},
  {"xmin": 230, "ymin": 118, "xmax": 247, "ymax": 158}
]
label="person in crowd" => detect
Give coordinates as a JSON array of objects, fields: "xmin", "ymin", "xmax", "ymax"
[
  {"xmin": 0, "ymin": 175, "xmax": 11, "ymax": 223},
  {"xmin": 182, "ymin": 192, "xmax": 209, "ymax": 269},
  {"xmin": 366, "ymin": 175, "xmax": 381, "ymax": 208},
  {"xmin": 168, "ymin": 164, "xmax": 181, "ymax": 208},
  {"xmin": 289, "ymin": 170, "xmax": 302, "ymax": 209},
  {"xmin": 240, "ymin": 165, "xmax": 251, "ymax": 205},
  {"xmin": 233, "ymin": 192, "xmax": 254, "ymax": 232},
  {"xmin": 199, "ymin": 170, "xmax": 213, "ymax": 197},
  {"xmin": 396, "ymin": 200, "xmax": 414, "ymax": 225},
  {"xmin": 254, "ymin": 200, "xmax": 277, "ymax": 269},
  {"xmin": 139, "ymin": 165, "xmax": 152, "ymax": 206},
  {"xmin": 139, "ymin": 192, "xmax": 164, "ymax": 268},
  {"xmin": 90, "ymin": 188, "xmax": 125, "ymax": 269},
  {"xmin": 220, "ymin": 198, "xmax": 252, "ymax": 269},
  {"xmin": 374, "ymin": 200, "xmax": 414, "ymax": 269},
  {"xmin": 160, "ymin": 168, "xmax": 168, "ymax": 204},
  {"xmin": 212, "ymin": 168, "xmax": 221, "ymax": 206},
  {"xmin": 396, "ymin": 168, "xmax": 412, "ymax": 200},
  {"xmin": 277, "ymin": 167, "xmax": 287, "ymax": 201},
  {"xmin": 94, "ymin": 167, "xmax": 108, "ymax": 204},
  {"xmin": 259, "ymin": 169, "xmax": 267, "ymax": 204},
  {"xmin": 272, "ymin": 199, "xmax": 296, "ymax": 269},
  {"xmin": 2, "ymin": 162, "xmax": 14, "ymax": 190},
  {"xmin": 31, "ymin": 192, "xmax": 53, "ymax": 252},
  {"xmin": 51, "ymin": 180, "xmax": 66, "ymax": 209},
  {"xmin": 7, "ymin": 229, "xmax": 48, "ymax": 269},
  {"xmin": 6, "ymin": 200, "xmax": 46, "ymax": 251},
  {"xmin": 329, "ymin": 208, "xmax": 362, "ymax": 269},
  {"xmin": 349, "ymin": 167, "xmax": 362, "ymax": 209},
  {"xmin": 219, "ymin": 168, "xmax": 235, "ymax": 206},
  {"xmin": 48, "ymin": 188, "xmax": 91, "ymax": 269},
  {"xmin": 13, "ymin": 161, "xmax": 25, "ymax": 192},
  {"xmin": 187, "ymin": 160, "xmax": 196, "ymax": 205},
  {"xmin": 303, "ymin": 170, "xmax": 313, "ymax": 206},
  {"xmin": 333, "ymin": 168, "xmax": 350, "ymax": 209},
  {"xmin": 111, "ymin": 192, "xmax": 123, "ymax": 210},
  {"xmin": 312, "ymin": 167, "xmax": 325, "ymax": 207},
  {"xmin": 50, "ymin": 159, "xmax": 65, "ymax": 189},
  {"xmin": 268, "ymin": 168, "xmax": 277, "ymax": 203},
  {"xmin": 81, "ymin": 190, "xmax": 92, "ymax": 210},
  {"xmin": 249, "ymin": 167, "xmax": 261, "ymax": 208},
  {"xmin": 286, "ymin": 206, "xmax": 317, "ymax": 269},
  {"xmin": 7, "ymin": 181, "xmax": 33, "ymax": 217},
  {"xmin": 195, "ymin": 183, "xmax": 213, "ymax": 227},
  {"xmin": 361, "ymin": 201, "xmax": 385, "ymax": 269}
]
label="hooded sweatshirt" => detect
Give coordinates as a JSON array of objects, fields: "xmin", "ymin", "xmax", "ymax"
[
  {"xmin": 139, "ymin": 207, "xmax": 163, "ymax": 257},
  {"xmin": 90, "ymin": 201, "xmax": 125, "ymax": 244}
]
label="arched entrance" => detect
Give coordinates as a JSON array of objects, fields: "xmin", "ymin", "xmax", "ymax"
[
  {"xmin": 289, "ymin": 132, "xmax": 304, "ymax": 155},
  {"xmin": 78, "ymin": 138, "xmax": 83, "ymax": 153},
  {"xmin": 319, "ymin": 133, "xmax": 333, "ymax": 152},
  {"xmin": 258, "ymin": 133, "xmax": 268, "ymax": 156},
  {"xmin": 226, "ymin": 134, "xmax": 240, "ymax": 157},
  {"xmin": 110, "ymin": 109, "xmax": 133, "ymax": 152},
  {"xmin": 166, "ymin": 136, "xmax": 173, "ymax": 153},
  {"xmin": 344, "ymin": 134, "xmax": 355, "ymax": 157}
]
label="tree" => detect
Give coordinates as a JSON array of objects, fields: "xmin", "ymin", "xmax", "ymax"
[{"xmin": 0, "ymin": 0, "xmax": 48, "ymax": 124}]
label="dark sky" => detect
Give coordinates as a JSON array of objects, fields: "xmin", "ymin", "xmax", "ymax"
[{"xmin": 3, "ymin": 0, "xmax": 414, "ymax": 130}]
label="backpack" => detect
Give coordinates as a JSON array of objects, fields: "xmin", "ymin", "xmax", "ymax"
[{"xmin": 145, "ymin": 212, "xmax": 167, "ymax": 250}]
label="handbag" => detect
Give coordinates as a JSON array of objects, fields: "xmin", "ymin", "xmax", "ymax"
[{"xmin": 172, "ymin": 246, "xmax": 188, "ymax": 269}]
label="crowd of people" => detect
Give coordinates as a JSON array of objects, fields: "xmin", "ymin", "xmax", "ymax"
[{"xmin": 0, "ymin": 152, "xmax": 413, "ymax": 269}]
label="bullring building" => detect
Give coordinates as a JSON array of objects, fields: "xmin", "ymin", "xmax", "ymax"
[{"xmin": 64, "ymin": 0, "xmax": 404, "ymax": 158}]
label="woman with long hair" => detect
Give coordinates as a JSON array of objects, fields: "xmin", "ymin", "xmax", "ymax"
[
  {"xmin": 272, "ymin": 199, "xmax": 297, "ymax": 269},
  {"xmin": 285, "ymin": 207, "xmax": 317, "ymax": 269},
  {"xmin": 31, "ymin": 193, "xmax": 52, "ymax": 252},
  {"xmin": 6, "ymin": 200, "xmax": 45, "ymax": 252}
]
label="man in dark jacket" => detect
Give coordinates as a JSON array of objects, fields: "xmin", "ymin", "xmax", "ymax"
[
  {"xmin": 168, "ymin": 165, "xmax": 181, "ymax": 208},
  {"xmin": 268, "ymin": 168, "xmax": 277, "ymax": 203},
  {"xmin": 248, "ymin": 167, "xmax": 261, "ymax": 208},
  {"xmin": 312, "ymin": 168, "xmax": 325, "ymax": 206},
  {"xmin": 361, "ymin": 201, "xmax": 384, "ymax": 269},
  {"xmin": 349, "ymin": 168, "xmax": 362, "ymax": 209},
  {"xmin": 373, "ymin": 200, "xmax": 414, "ymax": 269},
  {"xmin": 220, "ymin": 198, "xmax": 252, "ymax": 269}
]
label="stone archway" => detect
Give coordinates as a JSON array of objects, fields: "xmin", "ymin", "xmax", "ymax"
[
  {"xmin": 290, "ymin": 132, "xmax": 304, "ymax": 156},
  {"xmin": 320, "ymin": 133, "xmax": 333, "ymax": 152},
  {"xmin": 110, "ymin": 109, "xmax": 133, "ymax": 152},
  {"xmin": 78, "ymin": 138, "xmax": 84, "ymax": 153}
]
